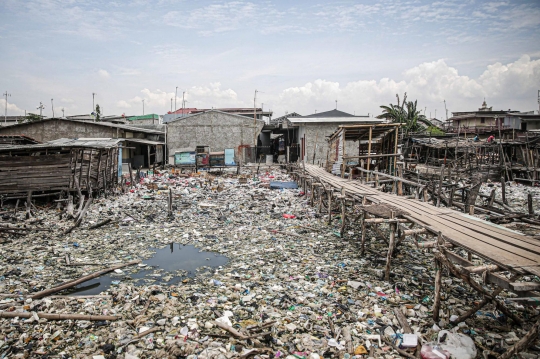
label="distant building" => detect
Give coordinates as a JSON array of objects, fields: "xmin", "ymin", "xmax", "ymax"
[
  {"xmin": 271, "ymin": 109, "xmax": 382, "ymax": 164},
  {"xmin": 127, "ymin": 114, "xmax": 161, "ymax": 125},
  {"xmin": 448, "ymin": 100, "xmax": 520, "ymax": 133},
  {"xmin": 0, "ymin": 115, "xmax": 28, "ymax": 127},
  {"xmin": 166, "ymin": 110, "xmax": 265, "ymax": 164},
  {"xmin": 505, "ymin": 111, "xmax": 540, "ymax": 131},
  {"xmin": 163, "ymin": 107, "xmax": 272, "ymax": 124}
]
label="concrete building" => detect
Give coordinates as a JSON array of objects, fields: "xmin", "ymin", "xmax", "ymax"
[
  {"xmin": 166, "ymin": 110, "xmax": 264, "ymax": 164},
  {"xmin": 163, "ymin": 107, "xmax": 272, "ymax": 124},
  {"xmin": 0, "ymin": 118, "xmax": 165, "ymax": 168},
  {"xmin": 127, "ymin": 114, "xmax": 161, "ymax": 125},
  {"xmin": 448, "ymin": 100, "xmax": 520, "ymax": 133},
  {"xmin": 271, "ymin": 109, "xmax": 382, "ymax": 165}
]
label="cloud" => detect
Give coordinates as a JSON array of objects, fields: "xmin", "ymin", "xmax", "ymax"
[
  {"xmin": 0, "ymin": 99, "xmax": 26, "ymax": 116},
  {"xmin": 116, "ymin": 100, "xmax": 131, "ymax": 109},
  {"xmin": 274, "ymin": 55, "xmax": 540, "ymax": 118},
  {"xmin": 98, "ymin": 69, "xmax": 110, "ymax": 79}
]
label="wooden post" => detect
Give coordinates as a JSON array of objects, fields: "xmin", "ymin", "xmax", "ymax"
[
  {"xmin": 501, "ymin": 176, "xmax": 506, "ymax": 204},
  {"xmin": 433, "ymin": 259, "xmax": 442, "ymax": 321},
  {"xmin": 393, "ymin": 127, "xmax": 399, "ymax": 176},
  {"xmin": 86, "ymin": 149, "xmax": 93, "ymax": 194},
  {"xmin": 128, "ymin": 162, "xmax": 134, "ymax": 187},
  {"xmin": 327, "ymin": 189, "xmax": 333, "ymax": 225},
  {"xmin": 341, "ymin": 129, "xmax": 346, "ymax": 178},
  {"xmin": 309, "ymin": 181, "xmax": 314, "ymax": 206},
  {"xmin": 340, "ymin": 187, "xmax": 346, "ymax": 238},
  {"xmin": 25, "ymin": 191, "xmax": 33, "ymax": 219},
  {"xmin": 102, "ymin": 169, "xmax": 107, "ymax": 198},
  {"xmin": 366, "ymin": 126, "xmax": 372, "ymax": 181},
  {"xmin": 437, "ymin": 164, "xmax": 444, "ymax": 207},
  {"xmin": 487, "ymin": 188, "xmax": 496, "ymax": 207},
  {"xmin": 360, "ymin": 159, "xmax": 365, "ymax": 183},
  {"xmin": 384, "ymin": 211, "xmax": 396, "ymax": 281},
  {"xmin": 361, "ymin": 209, "xmax": 367, "ymax": 255},
  {"xmin": 397, "ymin": 162, "xmax": 403, "ymax": 196},
  {"xmin": 528, "ymin": 193, "xmax": 534, "ymax": 215},
  {"xmin": 168, "ymin": 188, "xmax": 173, "ymax": 217},
  {"xmin": 423, "ymin": 187, "xmax": 428, "ymax": 202}
]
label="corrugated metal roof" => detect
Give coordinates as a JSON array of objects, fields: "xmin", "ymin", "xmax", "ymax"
[
  {"xmin": 0, "ymin": 138, "xmax": 123, "ymax": 151},
  {"xmin": 289, "ymin": 117, "xmax": 382, "ymax": 124}
]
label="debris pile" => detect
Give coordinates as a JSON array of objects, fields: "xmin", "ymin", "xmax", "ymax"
[{"xmin": 0, "ymin": 168, "xmax": 539, "ymax": 358}]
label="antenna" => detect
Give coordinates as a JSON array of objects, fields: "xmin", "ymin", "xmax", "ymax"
[
  {"xmin": 51, "ymin": 99, "xmax": 55, "ymax": 118},
  {"xmin": 37, "ymin": 102, "xmax": 45, "ymax": 119},
  {"xmin": 142, "ymin": 99, "xmax": 145, "ymax": 115},
  {"xmin": 537, "ymin": 90, "xmax": 540, "ymax": 114},
  {"xmin": 335, "ymin": 100, "xmax": 337, "ymax": 110},
  {"xmin": 62, "ymin": 108, "xmax": 65, "ymax": 117},
  {"xmin": 3, "ymin": 91, "xmax": 11, "ymax": 125},
  {"xmin": 92, "ymin": 92, "xmax": 96, "ymax": 112}
]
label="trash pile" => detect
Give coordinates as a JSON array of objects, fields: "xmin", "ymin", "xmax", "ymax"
[{"xmin": 0, "ymin": 167, "xmax": 539, "ymax": 358}]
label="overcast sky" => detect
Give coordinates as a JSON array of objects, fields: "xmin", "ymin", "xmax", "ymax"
[{"xmin": 1, "ymin": 0, "xmax": 539, "ymax": 119}]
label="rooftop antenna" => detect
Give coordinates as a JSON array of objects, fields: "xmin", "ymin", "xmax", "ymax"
[
  {"xmin": 51, "ymin": 99, "xmax": 55, "ymax": 118},
  {"xmin": 170, "ymin": 98, "xmax": 173, "ymax": 113},
  {"xmin": 62, "ymin": 108, "xmax": 65, "ymax": 117},
  {"xmin": 92, "ymin": 92, "xmax": 96, "ymax": 112},
  {"xmin": 37, "ymin": 102, "xmax": 45, "ymax": 119},
  {"xmin": 335, "ymin": 100, "xmax": 337, "ymax": 110},
  {"xmin": 537, "ymin": 90, "xmax": 540, "ymax": 114},
  {"xmin": 3, "ymin": 91, "xmax": 11, "ymax": 125},
  {"xmin": 142, "ymin": 99, "xmax": 145, "ymax": 115}
]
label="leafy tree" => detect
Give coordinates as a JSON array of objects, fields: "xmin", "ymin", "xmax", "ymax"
[
  {"xmin": 377, "ymin": 93, "xmax": 427, "ymax": 136},
  {"xmin": 23, "ymin": 113, "xmax": 42, "ymax": 122},
  {"xmin": 95, "ymin": 104, "xmax": 101, "ymax": 121}
]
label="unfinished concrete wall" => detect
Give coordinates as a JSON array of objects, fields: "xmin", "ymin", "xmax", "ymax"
[
  {"xmin": 300, "ymin": 123, "xmax": 358, "ymax": 165},
  {"xmin": 0, "ymin": 120, "xmax": 123, "ymax": 142},
  {"xmin": 166, "ymin": 111, "xmax": 265, "ymax": 154}
]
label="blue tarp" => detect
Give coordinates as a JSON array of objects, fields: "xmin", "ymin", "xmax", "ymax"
[{"xmin": 270, "ymin": 181, "xmax": 298, "ymax": 189}]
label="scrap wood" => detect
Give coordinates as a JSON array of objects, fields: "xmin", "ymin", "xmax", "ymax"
[
  {"xmin": 0, "ymin": 225, "xmax": 51, "ymax": 232},
  {"xmin": 88, "ymin": 218, "xmax": 116, "ymax": 229},
  {"xmin": 497, "ymin": 318, "xmax": 540, "ymax": 359},
  {"xmin": 213, "ymin": 320, "xmax": 248, "ymax": 339},
  {"xmin": 382, "ymin": 335, "xmax": 416, "ymax": 359},
  {"xmin": 30, "ymin": 259, "xmax": 141, "ymax": 299},
  {"xmin": 133, "ymin": 326, "xmax": 161, "ymax": 339},
  {"xmin": 0, "ymin": 311, "xmax": 118, "ymax": 321}
]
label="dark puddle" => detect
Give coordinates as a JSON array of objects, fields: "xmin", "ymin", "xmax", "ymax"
[{"xmin": 65, "ymin": 243, "xmax": 228, "ymax": 295}]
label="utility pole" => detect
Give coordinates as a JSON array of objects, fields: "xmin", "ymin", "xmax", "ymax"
[
  {"xmin": 170, "ymin": 98, "xmax": 173, "ymax": 113},
  {"xmin": 443, "ymin": 100, "xmax": 448, "ymax": 121},
  {"xmin": 537, "ymin": 90, "xmax": 540, "ymax": 114},
  {"xmin": 92, "ymin": 93, "xmax": 96, "ymax": 112},
  {"xmin": 37, "ymin": 102, "xmax": 45, "ymax": 119},
  {"xmin": 335, "ymin": 100, "xmax": 337, "ymax": 110},
  {"xmin": 175, "ymin": 87, "xmax": 178, "ymax": 121},
  {"xmin": 142, "ymin": 99, "xmax": 145, "ymax": 115},
  {"xmin": 182, "ymin": 91, "xmax": 186, "ymax": 113},
  {"xmin": 62, "ymin": 108, "xmax": 65, "ymax": 118},
  {"xmin": 253, "ymin": 89, "xmax": 258, "ymax": 147},
  {"xmin": 3, "ymin": 91, "xmax": 11, "ymax": 125},
  {"xmin": 51, "ymin": 99, "xmax": 55, "ymax": 118}
]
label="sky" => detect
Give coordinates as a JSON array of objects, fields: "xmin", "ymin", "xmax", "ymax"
[{"xmin": 0, "ymin": 0, "xmax": 539, "ymax": 120}]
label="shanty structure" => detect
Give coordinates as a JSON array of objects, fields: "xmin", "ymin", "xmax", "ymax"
[
  {"xmin": 0, "ymin": 138, "xmax": 121, "ymax": 199},
  {"xmin": 403, "ymin": 134, "xmax": 540, "ymax": 184},
  {"xmin": 326, "ymin": 123, "xmax": 401, "ymax": 177},
  {"xmin": 0, "ymin": 135, "xmax": 40, "ymax": 146},
  {"xmin": 0, "ymin": 118, "xmax": 165, "ymax": 169}
]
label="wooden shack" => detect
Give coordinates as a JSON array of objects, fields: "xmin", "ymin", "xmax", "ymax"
[
  {"xmin": 0, "ymin": 138, "xmax": 121, "ymax": 200},
  {"xmin": 326, "ymin": 124, "xmax": 401, "ymax": 178}
]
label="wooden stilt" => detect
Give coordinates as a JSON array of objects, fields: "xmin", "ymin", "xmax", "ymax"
[
  {"xmin": 432, "ymin": 259, "xmax": 442, "ymax": 321},
  {"xmin": 361, "ymin": 209, "xmax": 367, "ymax": 255},
  {"xmin": 384, "ymin": 210, "xmax": 396, "ymax": 282},
  {"xmin": 327, "ymin": 189, "xmax": 333, "ymax": 225},
  {"xmin": 340, "ymin": 187, "xmax": 346, "ymax": 238}
]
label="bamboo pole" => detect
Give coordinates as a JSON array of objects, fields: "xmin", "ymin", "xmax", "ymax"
[
  {"xmin": 366, "ymin": 126, "xmax": 372, "ymax": 182},
  {"xmin": 30, "ymin": 260, "xmax": 141, "ymax": 299}
]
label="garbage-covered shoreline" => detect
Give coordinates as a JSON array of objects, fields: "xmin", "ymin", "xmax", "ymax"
[{"xmin": 1, "ymin": 168, "xmax": 539, "ymax": 359}]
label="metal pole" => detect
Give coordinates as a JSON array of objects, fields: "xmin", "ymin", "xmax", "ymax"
[
  {"xmin": 170, "ymin": 98, "xmax": 173, "ymax": 113},
  {"xmin": 142, "ymin": 99, "xmax": 145, "ymax": 115},
  {"xmin": 92, "ymin": 93, "xmax": 96, "ymax": 112},
  {"xmin": 3, "ymin": 91, "xmax": 11, "ymax": 125},
  {"xmin": 175, "ymin": 87, "xmax": 178, "ymax": 121},
  {"xmin": 253, "ymin": 90, "xmax": 258, "ymax": 147},
  {"xmin": 51, "ymin": 99, "xmax": 55, "ymax": 118}
]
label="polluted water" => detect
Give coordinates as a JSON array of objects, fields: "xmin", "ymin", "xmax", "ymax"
[{"xmin": 67, "ymin": 243, "xmax": 228, "ymax": 295}]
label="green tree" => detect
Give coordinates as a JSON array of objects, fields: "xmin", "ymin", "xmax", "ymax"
[
  {"xmin": 95, "ymin": 104, "xmax": 101, "ymax": 121},
  {"xmin": 377, "ymin": 93, "xmax": 428, "ymax": 136},
  {"xmin": 23, "ymin": 113, "xmax": 42, "ymax": 122}
]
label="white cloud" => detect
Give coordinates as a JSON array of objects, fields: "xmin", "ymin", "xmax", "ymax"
[
  {"xmin": 0, "ymin": 99, "xmax": 26, "ymax": 115},
  {"xmin": 98, "ymin": 69, "xmax": 110, "ymax": 79},
  {"xmin": 274, "ymin": 55, "xmax": 540, "ymax": 118},
  {"xmin": 116, "ymin": 100, "xmax": 131, "ymax": 109}
]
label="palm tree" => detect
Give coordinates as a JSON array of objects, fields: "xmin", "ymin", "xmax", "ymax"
[{"xmin": 377, "ymin": 93, "xmax": 427, "ymax": 136}]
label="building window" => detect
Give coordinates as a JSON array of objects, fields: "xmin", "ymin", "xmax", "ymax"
[{"xmin": 480, "ymin": 118, "xmax": 485, "ymax": 124}]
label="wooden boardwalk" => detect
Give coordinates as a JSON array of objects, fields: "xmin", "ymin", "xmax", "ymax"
[{"xmin": 304, "ymin": 164, "xmax": 540, "ymax": 278}]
